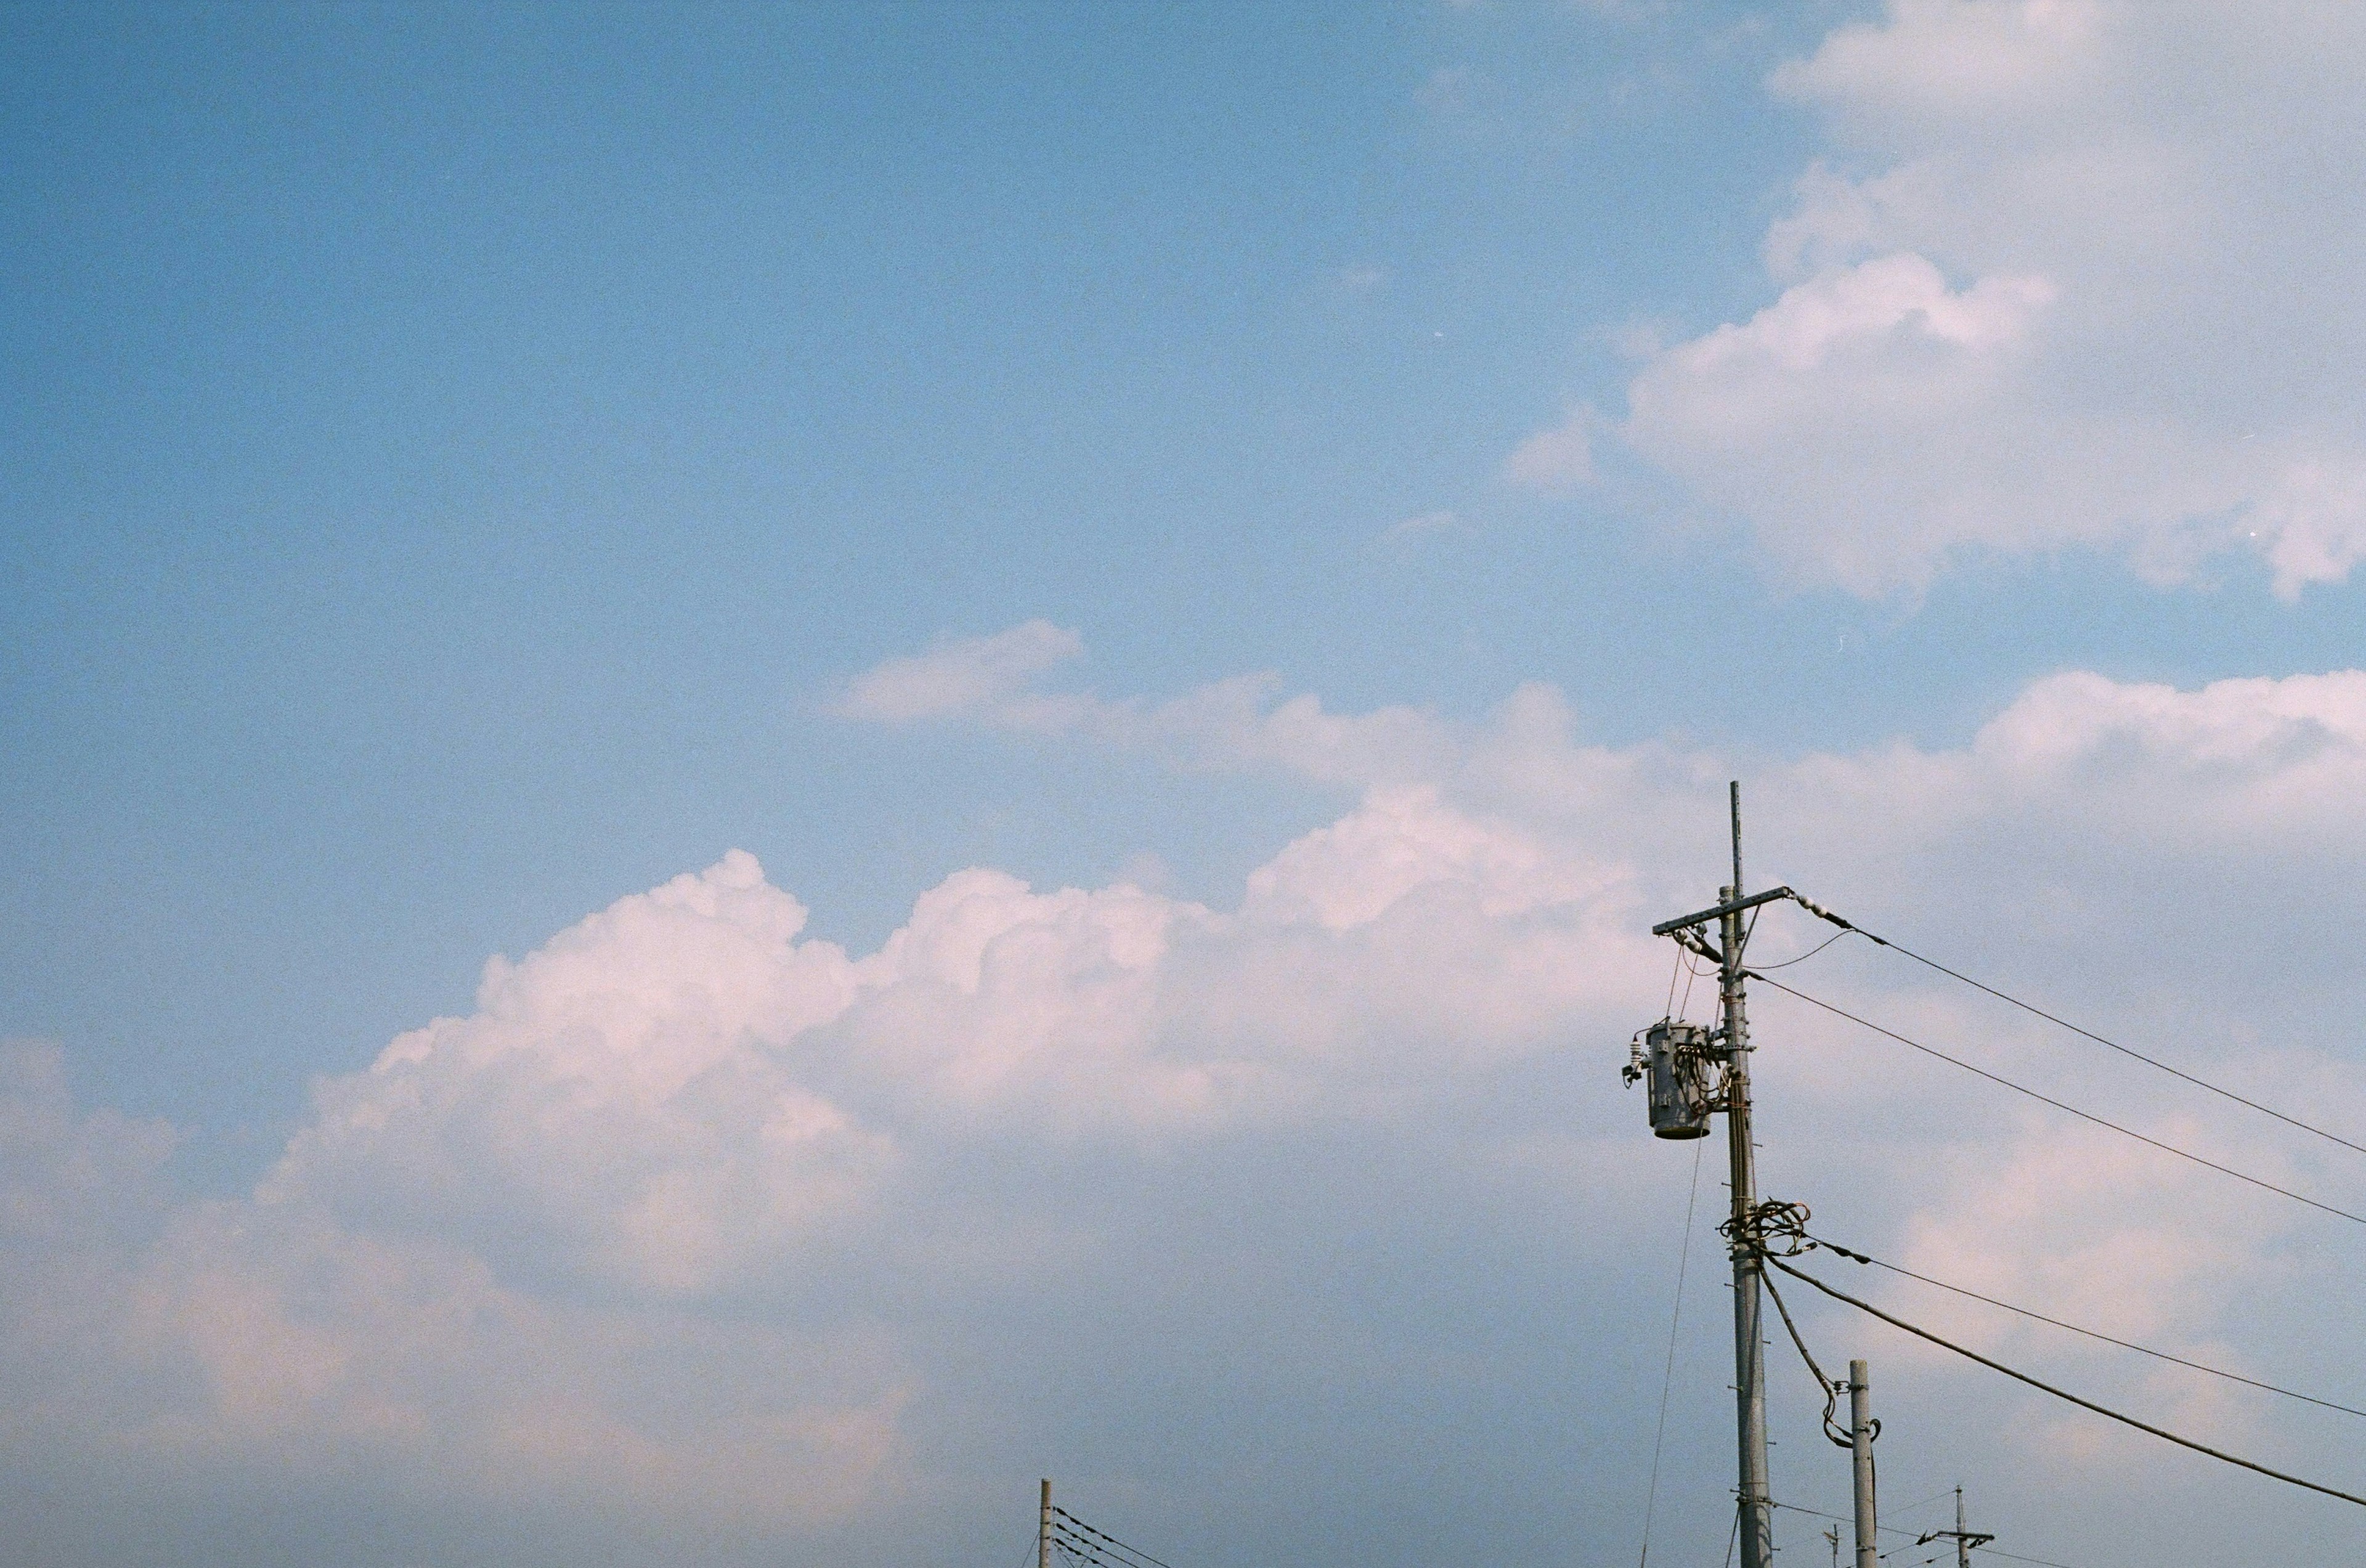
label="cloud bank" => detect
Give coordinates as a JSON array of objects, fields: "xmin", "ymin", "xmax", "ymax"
[{"xmin": 12, "ymin": 626, "xmax": 2366, "ymax": 1562}]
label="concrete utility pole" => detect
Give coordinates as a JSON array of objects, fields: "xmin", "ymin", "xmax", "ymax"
[
  {"xmin": 1718, "ymin": 784, "xmax": 1773, "ymax": 1568},
  {"xmin": 1850, "ymin": 1361, "xmax": 1877, "ymax": 1568},
  {"xmin": 1635, "ymin": 783, "xmax": 1778, "ymax": 1568},
  {"xmin": 1040, "ymin": 1479, "xmax": 1052, "ymax": 1568}
]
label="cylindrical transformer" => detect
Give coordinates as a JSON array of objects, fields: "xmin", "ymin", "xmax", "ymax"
[{"xmin": 1644, "ymin": 1021, "xmax": 1713, "ymax": 1139}]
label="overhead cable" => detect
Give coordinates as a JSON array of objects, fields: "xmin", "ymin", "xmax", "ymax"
[
  {"xmin": 1786, "ymin": 893, "xmax": 2366, "ymax": 1160},
  {"xmin": 1767, "ymin": 1500, "xmax": 2086, "ymax": 1568},
  {"xmin": 1051, "ymin": 1524, "xmax": 1137, "ymax": 1568},
  {"xmin": 1052, "ymin": 1527, "xmax": 1140, "ymax": 1568},
  {"xmin": 1762, "ymin": 1253, "xmax": 2366, "ymax": 1511},
  {"xmin": 1803, "ymin": 1228, "xmax": 2366, "ymax": 1421},
  {"xmin": 1749, "ymin": 972, "xmax": 2366, "ymax": 1231},
  {"xmin": 1052, "ymin": 1510, "xmax": 1178, "ymax": 1568},
  {"xmin": 1760, "ymin": 1263, "xmax": 1853, "ymax": 1447},
  {"xmin": 1638, "ymin": 1140, "xmax": 1707, "ymax": 1567}
]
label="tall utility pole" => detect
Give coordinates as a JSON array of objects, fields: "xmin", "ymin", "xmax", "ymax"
[
  {"xmin": 1718, "ymin": 784, "xmax": 1773, "ymax": 1568},
  {"xmin": 1849, "ymin": 1362, "xmax": 1877, "ymax": 1568},
  {"xmin": 1917, "ymin": 1486, "xmax": 1993, "ymax": 1566},
  {"xmin": 1039, "ymin": 1479, "xmax": 1052, "ymax": 1568},
  {"xmin": 1636, "ymin": 782, "xmax": 1777, "ymax": 1568}
]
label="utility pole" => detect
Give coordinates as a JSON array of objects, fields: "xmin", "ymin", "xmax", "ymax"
[
  {"xmin": 1719, "ymin": 784, "xmax": 1773, "ymax": 1568},
  {"xmin": 1039, "ymin": 1479, "xmax": 1052, "ymax": 1568},
  {"xmin": 1917, "ymin": 1485, "xmax": 1993, "ymax": 1566},
  {"xmin": 1631, "ymin": 782, "xmax": 1777, "ymax": 1568},
  {"xmin": 1849, "ymin": 1361, "xmax": 1876, "ymax": 1568},
  {"xmin": 1825, "ymin": 1524, "xmax": 1840, "ymax": 1568}
]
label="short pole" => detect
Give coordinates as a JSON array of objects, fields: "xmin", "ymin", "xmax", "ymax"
[
  {"xmin": 1040, "ymin": 1479, "xmax": 1052, "ymax": 1568},
  {"xmin": 1850, "ymin": 1361, "xmax": 1876, "ymax": 1568}
]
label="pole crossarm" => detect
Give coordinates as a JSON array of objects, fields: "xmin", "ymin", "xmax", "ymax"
[{"xmin": 1652, "ymin": 885, "xmax": 1795, "ymax": 936}]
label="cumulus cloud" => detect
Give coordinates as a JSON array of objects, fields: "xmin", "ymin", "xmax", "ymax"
[
  {"xmin": 1561, "ymin": 1, "xmax": 2366, "ymax": 595},
  {"xmin": 266, "ymin": 851, "xmax": 890, "ymax": 1297},
  {"xmin": 15, "ymin": 649, "xmax": 2366, "ymax": 1558}
]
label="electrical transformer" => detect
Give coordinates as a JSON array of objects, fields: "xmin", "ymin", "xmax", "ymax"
[{"xmin": 1631, "ymin": 1020, "xmax": 1714, "ymax": 1139}]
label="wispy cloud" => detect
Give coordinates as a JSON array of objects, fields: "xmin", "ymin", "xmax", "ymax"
[
  {"xmin": 1502, "ymin": 405, "xmax": 1597, "ymax": 492},
  {"xmin": 827, "ymin": 620, "xmax": 1087, "ymax": 728}
]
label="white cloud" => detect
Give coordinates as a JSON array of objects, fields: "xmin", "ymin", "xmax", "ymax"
[
  {"xmin": 265, "ymin": 850, "xmax": 890, "ymax": 1297},
  {"xmin": 832, "ymin": 624, "xmax": 1460, "ymax": 788},
  {"xmin": 1502, "ymin": 405, "xmax": 1596, "ymax": 492},
  {"xmin": 1569, "ymin": 1, "xmax": 2366, "ymax": 596},
  {"xmin": 828, "ymin": 620, "xmax": 1087, "ymax": 727},
  {"xmin": 17, "ymin": 653, "xmax": 2366, "ymax": 1554},
  {"xmin": 1381, "ymin": 508, "xmax": 1460, "ymax": 544}
]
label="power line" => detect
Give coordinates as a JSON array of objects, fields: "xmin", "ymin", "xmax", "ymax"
[
  {"xmin": 1638, "ymin": 1139, "xmax": 1708, "ymax": 1567},
  {"xmin": 1762, "ymin": 1253, "xmax": 2366, "ymax": 1511},
  {"xmin": 1052, "ymin": 1510, "xmax": 1177, "ymax": 1568},
  {"xmin": 1784, "ymin": 896, "xmax": 2366, "ymax": 1160},
  {"xmin": 1052, "ymin": 1525, "xmax": 1156, "ymax": 1568},
  {"xmin": 1748, "ymin": 973, "xmax": 2366, "ymax": 1230},
  {"xmin": 1762, "ymin": 1263, "xmax": 1851, "ymax": 1446},
  {"xmin": 1885, "ymin": 1487, "xmax": 1965, "ymax": 1522},
  {"xmin": 1050, "ymin": 1524, "xmax": 1141, "ymax": 1568},
  {"xmin": 1802, "ymin": 1228, "xmax": 2366, "ymax": 1421},
  {"xmin": 1768, "ymin": 1500, "xmax": 2086, "ymax": 1568}
]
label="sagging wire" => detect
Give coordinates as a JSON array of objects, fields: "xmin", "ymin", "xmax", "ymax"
[
  {"xmin": 1051, "ymin": 1509, "xmax": 1178, "ymax": 1568},
  {"xmin": 1766, "ymin": 1500, "xmax": 2088, "ymax": 1568},
  {"xmin": 1784, "ymin": 891, "xmax": 2366, "ymax": 1161},
  {"xmin": 1636, "ymin": 1139, "xmax": 1708, "ymax": 1568},
  {"xmin": 1802, "ymin": 1227, "xmax": 2366, "ymax": 1422},
  {"xmin": 1748, "ymin": 971, "xmax": 2366, "ymax": 1232},
  {"xmin": 1762, "ymin": 1265, "xmax": 1856, "ymax": 1450},
  {"xmin": 1051, "ymin": 1527, "xmax": 1140, "ymax": 1568},
  {"xmin": 1760, "ymin": 1250, "xmax": 2366, "ymax": 1511},
  {"xmin": 1726, "ymin": 1201, "xmax": 1856, "ymax": 1449},
  {"xmin": 1750, "ymin": 927, "xmax": 1850, "ymax": 972}
]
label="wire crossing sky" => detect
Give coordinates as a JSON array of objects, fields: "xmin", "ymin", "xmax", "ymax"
[{"xmin": 9, "ymin": 4, "xmax": 2366, "ymax": 1567}]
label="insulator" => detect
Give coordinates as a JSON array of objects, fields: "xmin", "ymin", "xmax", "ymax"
[{"xmin": 1643, "ymin": 1021, "xmax": 1714, "ymax": 1139}]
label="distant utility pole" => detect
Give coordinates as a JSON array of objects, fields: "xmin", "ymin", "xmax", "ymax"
[
  {"xmin": 1630, "ymin": 782, "xmax": 1783, "ymax": 1568},
  {"xmin": 1040, "ymin": 1479, "xmax": 1052, "ymax": 1568},
  {"xmin": 1917, "ymin": 1487, "xmax": 1993, "ymax": 1567},
  {"xmin": 1850, "ymin": 1362, "xmax": 1876, "ymax": 1568}
]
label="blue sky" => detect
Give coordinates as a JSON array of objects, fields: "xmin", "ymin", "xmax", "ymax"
[
  {"xmin": 7, "ymin": 0, "xmax": 1848, "ymax": 1139},
  {"xmin": 9, "ymin": 4, "xmax": 2366, "ymax": 1566}
]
